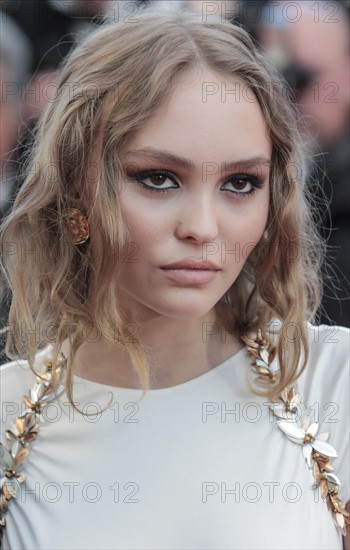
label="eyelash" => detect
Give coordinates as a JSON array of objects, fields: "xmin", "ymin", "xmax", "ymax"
[{"xmin": 128, "ymin": 169, "xmax": 264, "ymax": 197}]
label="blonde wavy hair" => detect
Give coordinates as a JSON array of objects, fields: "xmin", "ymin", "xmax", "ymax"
[{"xmin": 0, "ymin": 5, "xmax": 323, "ymax": 405}]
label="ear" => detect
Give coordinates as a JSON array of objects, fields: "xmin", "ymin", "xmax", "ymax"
[
  {"xmin": 65, "ymin": 193, "xmax": 82, "ymax": 213},
  {"xmin": 70, "ymin": 188, "xmax": 89, "ymax": 211}
]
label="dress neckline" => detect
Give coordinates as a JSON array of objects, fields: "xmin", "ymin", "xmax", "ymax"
[{"xmin": 72, "ymin": 345, "xmax": 247, "ymax": 395}]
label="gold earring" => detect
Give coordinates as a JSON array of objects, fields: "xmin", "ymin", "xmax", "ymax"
[{"xmin": 65, "ymin": 208, "xmax": 90, "ymax": 244}]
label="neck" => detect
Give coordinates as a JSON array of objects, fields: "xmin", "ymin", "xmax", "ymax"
[{"xmin": 61, "ymin": 302, "xmax": 243, "ymax": 389}]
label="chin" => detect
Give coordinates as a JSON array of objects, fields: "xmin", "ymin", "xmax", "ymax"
[
  {"xmin": 150, "ymin": 299, "xmax": 217, "ymax": 319},
  {"xmin": 119, "ymin": 288, "xmax": 219, "ymax": 320},
  {"xmin": 163, "ymin": 309, "xmax": 211, "ymax": 319}
]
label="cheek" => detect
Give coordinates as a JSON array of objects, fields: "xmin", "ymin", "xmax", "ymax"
[
  {"xmin": 224, "ymin": 201, "xmax": 269, "ymax": 264},
  {"xmin": 120, "ymin": 200, "xmax": 164, "ymax": 257}
]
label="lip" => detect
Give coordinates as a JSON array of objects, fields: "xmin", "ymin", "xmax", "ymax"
[
  {"xmin": 160, "ymin": 258, "xmax": 221, "ymax": 285},
  {"xmin": 160, "ymin": 267, "xmax": 219, "ymax": 285},
  {"xmin": 160, "ymin": 259, "xmax": 221, "ymax": 270}
]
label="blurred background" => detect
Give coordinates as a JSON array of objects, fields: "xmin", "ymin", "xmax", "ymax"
[{"xmin": 1, "ymin": 0, "xmax": 349, "ymax": 350}]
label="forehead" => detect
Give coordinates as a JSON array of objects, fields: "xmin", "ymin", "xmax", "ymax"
[{"xmin": 125, "ymin": 67, "xmax": 271, "ymax": 166}]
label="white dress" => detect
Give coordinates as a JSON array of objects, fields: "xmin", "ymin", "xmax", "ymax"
[{"xmin": 1, "ymin": 324, "xmax": 349, "ymax": 550}]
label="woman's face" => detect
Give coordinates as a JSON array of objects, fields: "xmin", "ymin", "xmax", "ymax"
[{"xmin": 116, "ymin": 68, "xmax": 271, "ymax": 320}]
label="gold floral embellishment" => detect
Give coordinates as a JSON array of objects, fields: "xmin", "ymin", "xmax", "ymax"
[
  {"xmin": 243, "ymin": 330, "xmax": 350, "ymax": 537},
  {"xmin": 313, "ymin": 457, "xmax": 349, "ymax": 533},
  {"xmin": 1, "ymin": 336, "xmax": 349, "ymax": 541},
  {"xmin": 269, "ymin": 386, "xmax": 301, "ymax": 421},
  {"xmin": 277, "ymin": 414, "xmax": 338, "ymax": 468},
  {"xmin": 242, "ymin": 330, "xmax": 279, "ymax": 385},
  {"xmin": 0, "ymin": 352, "xmax": 67, "ymax": 543}
]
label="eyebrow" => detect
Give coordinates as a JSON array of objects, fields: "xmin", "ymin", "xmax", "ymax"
[{"xmin": 123, "ymin": 148, "xmax": 271, "ymax": 171}]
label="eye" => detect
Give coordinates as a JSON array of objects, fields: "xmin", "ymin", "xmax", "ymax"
[
  {"xmin": 222, "ymin": 174, "xmax": 264, "ymax": 196},
  {"xmin": 128, "ymin": 169, "xmax": 178, "ymax": 193}
]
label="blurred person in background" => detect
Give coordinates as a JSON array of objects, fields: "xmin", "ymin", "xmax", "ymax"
[
  {"xmin": 1, "ymin": 0, "xmax": 145, "ymax": 75},
  {"xmin": 0, "ymin": 11, "xmax": 32, "ymax": 220},
  {"xmin": 258, "ymin": 0, "xmax": 350, "ymax": 326},
  {"xmin": 1, "ymin": 1, "xmax": 141, "ymax": 133},
  {"xmin": 0, "ymin": 11, "xmax": 32, "ymax": 354},
  {"xmin": 149, "ymin": 0, "xmax": 237, "ymax": 17}
]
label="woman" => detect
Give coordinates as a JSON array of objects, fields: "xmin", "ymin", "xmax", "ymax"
[{"xmin": 0, "ymin": 5, "xmax": 349, "ymax": 549}]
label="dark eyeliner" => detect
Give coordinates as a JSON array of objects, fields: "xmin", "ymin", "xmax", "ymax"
[
  {"xmin": 222, "ymin": 173, "xmax": 265, "ymax": 196},
  {"xmin": 128, "ymin": 169, "xmax": 178, "ymax": 193},
  {"xmin": 127, "ymin": 169, "xmax": 265, "ymax": 196}
]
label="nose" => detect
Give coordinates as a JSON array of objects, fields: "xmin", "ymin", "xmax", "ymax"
[{"xmin": 175, "ymin": 189, "xmax": 219, "ymax": 243}]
